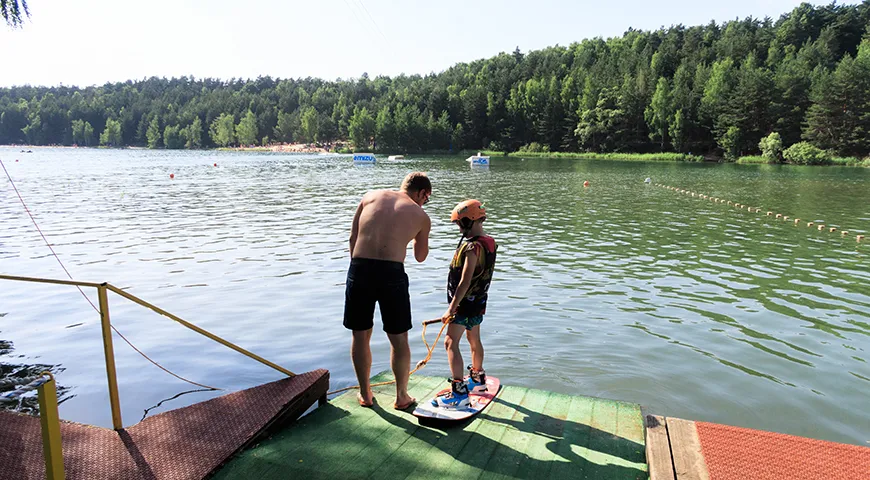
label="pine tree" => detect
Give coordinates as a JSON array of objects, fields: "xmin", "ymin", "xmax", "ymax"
[{"xmin": 146, "ymin": 116, "xmax": 161, "ymax": 148}]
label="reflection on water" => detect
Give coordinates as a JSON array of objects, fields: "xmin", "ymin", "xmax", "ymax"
[
  {"xmin": 0, "ymin": 148, "xmax": 868, "ymax": 445},
  {"xmin": 0, "ymin": 334, "xmax": 70, "ymax": 415}
]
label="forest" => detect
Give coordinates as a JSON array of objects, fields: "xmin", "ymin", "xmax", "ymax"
[{"xmin": 1, "ymin": 2, "xmax": 869, "ymax": 164}]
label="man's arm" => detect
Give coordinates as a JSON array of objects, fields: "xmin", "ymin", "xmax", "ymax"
[
  {"xmin": 349, "ymin": 200, "xmax": 364, "ymax": 257},
  {"xmin": 413, "ymin": 214, "xmax": 431, "ymax": 263}
]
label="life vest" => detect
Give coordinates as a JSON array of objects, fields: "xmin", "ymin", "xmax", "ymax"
[{"xmin": 447, "ymin": 235, "xmax": 497, "ymax": 316}]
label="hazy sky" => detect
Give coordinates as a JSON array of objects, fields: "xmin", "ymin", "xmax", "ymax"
[{"xmin": 0, "ymin": 0, "xmax": 847, "ymax": 87}]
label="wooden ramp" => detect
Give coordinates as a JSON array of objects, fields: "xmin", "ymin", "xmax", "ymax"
[
  {"xmin": 645, "ymin": 415, "xmax": 870, "ymax": 480},
  {"xmin": 0, "ymin": 369, "xmax": 328, "ymax": 479},
  {"xmin": 214, "ymin": 372, "xmax": 648, "ymax": 479}
]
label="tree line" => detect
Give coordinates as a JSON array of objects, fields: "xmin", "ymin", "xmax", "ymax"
[{"xmin": 1, "ymin": 2, "xmax": 869, "ymax": 160}]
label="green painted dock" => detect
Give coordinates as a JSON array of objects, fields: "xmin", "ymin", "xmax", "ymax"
[{"xmin": 214, "ymin": 372, "xmax": 648, "ymax": 479}]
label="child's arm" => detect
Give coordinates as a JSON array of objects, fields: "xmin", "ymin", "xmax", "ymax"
[{"xmin": 442, "ymin": 247, "xmax": 480, "ymax": 322}]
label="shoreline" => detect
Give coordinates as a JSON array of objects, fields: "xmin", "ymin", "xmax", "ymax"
[
  {"xmin": 479, "ymin": 150, "xmax": 706, "ymax": 162},
  {"xmin": 217, "ymin": 143, "xmax": 337, "ymax": 153},
  {"xmin": 5, "ymin": 144, "xmax": 869, "ymax": 167},
  {"xmin": 481, "ymin": 150, "xmax": 870, "ymax": 167}
]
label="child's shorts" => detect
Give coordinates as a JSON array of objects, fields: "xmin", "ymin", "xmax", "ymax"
[{"xmin": 453, "ymin": 314, "xmax": 483, "ymax": 330}]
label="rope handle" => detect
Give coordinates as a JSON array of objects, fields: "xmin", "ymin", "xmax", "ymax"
[{"xmin": 326, "ymin": 317, "xmax": 448, "ymax": 396}]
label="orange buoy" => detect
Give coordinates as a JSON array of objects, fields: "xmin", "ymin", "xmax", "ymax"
[
  {"xmin": 583, "ymin": 181, "xmax": 589, "ymax": 187},
  {"xmin": 170, "ymin": 173, "xmax": 175, "ymax": 179}
]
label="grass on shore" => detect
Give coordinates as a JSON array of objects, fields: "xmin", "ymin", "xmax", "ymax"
[
  {"xmin": 479, "ymin": 150, "xmax": 704, "ymax": 162},
  {"xmin": 829, "ymin": 156, "xmax": 870, "ymax": 166},
  {"xmin": 737, "ymin": 155, "xmax": 870, "ymax": 166}
]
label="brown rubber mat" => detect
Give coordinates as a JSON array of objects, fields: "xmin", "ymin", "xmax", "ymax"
[
  {"xmin": 696, "ymin": 421, "xmax": 870, "ymax": 480},
  {"xmin": 0, "ymin": 369, "xmax": 328, "ymax": 479}
]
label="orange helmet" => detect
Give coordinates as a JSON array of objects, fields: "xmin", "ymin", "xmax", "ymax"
[{"xmin": 451, "ymin": 199, "xmax": 486, "ymax": 223}]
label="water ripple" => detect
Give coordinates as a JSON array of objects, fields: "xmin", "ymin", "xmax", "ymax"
[{"xmin": 1, "ymin": 149, "xmax": 868, "ymax": 445}]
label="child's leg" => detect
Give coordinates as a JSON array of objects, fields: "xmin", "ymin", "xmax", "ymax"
[
  {"xmin": 466, "ymin": 325, "xmax": 484, "ymax": 371},
  {"xmin": 444, "ymin": 324, "xmax": 466, "ymax": 380}
]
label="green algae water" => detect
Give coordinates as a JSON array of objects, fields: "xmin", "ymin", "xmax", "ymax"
[{"xmin": 1, "ymin": 147, "xmax": 868, "ymax": 446}]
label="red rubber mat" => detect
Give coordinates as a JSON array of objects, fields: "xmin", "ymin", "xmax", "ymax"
[
  {"xmin": 0, "ymin": 369, "xmax": 328, "ymax": 479},
  {"xmin": 696, "ymin": 421, "xmax": 870, "ymax": 480}
]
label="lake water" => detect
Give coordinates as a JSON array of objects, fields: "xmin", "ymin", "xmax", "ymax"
[{"xmin": 1, "ymin": 147, "xmax": 868, "ymax": 446}]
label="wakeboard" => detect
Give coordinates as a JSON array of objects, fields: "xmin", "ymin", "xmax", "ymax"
[{"xmin": 412, "ymin": 376, "xmax": 500, "ymax": 421}]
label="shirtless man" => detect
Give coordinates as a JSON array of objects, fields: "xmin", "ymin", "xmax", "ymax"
[{"xmin": 344, "ymin": 172, "xmax": 432, "ymax": 409}]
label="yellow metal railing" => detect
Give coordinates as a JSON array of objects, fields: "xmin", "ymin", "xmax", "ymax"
[
  {"xmin": 0, "ymin": 274, "xmax": 295, "ymax": 433},
  {"xmin": 37, "ymin": 373, "xmax": 65, "ymax": 480}
]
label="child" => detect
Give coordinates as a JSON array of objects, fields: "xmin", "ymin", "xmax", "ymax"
[{"xmin": 433, "ymin": 200, "xmax": 498, "ymax": 408}]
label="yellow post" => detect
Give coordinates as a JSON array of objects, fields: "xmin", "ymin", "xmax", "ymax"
[
  {"xmin": 98, "ymin": 284, "xmax": 123, "ymax": 430},
  {"xmin": 37, "ymin": 372, "xmax": 65, "ymax": 480}
]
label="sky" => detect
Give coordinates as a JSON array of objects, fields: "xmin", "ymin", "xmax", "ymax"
[{"xmin": 0, "ymin": 0, "xmax": 851, "ymax": 87}]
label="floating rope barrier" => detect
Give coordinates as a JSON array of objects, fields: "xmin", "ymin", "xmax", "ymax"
[
  {"xmin": 653, "ymin": 183, "xmax": 865, "ymax": 243},
  {"xmin": 0, "ymin": 375, "xmax": 50, "ymax": 403}
]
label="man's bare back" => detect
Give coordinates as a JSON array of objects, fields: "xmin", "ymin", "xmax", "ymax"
[{"xmin": 351, "ymin": 190, "xmax": 431, "ymax": 264}]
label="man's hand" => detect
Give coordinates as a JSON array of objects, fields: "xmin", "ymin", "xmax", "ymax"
[{"xmin": 441, "ymin": 309, "xmax": 456, "ymax": 324}]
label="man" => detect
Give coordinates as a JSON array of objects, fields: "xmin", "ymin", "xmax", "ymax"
[{"xmin": 344, "ymin": 172, "xmax": 431, "ymax": 409}]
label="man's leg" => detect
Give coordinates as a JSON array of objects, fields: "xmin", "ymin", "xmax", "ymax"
[
  {"xmin": 444, "ymin": 324, "xmax": 467, "ymax": 380},
  {"xmin": 351, "ymin": 328, "xmax": 374, "ymax": 406},
  {"xmin": 344, "ymin": 259, "xmax": 376, "ymax": 407},
  {"xmin": 387, "ymin": 331, "xmax": 415, "ymax": 408}
]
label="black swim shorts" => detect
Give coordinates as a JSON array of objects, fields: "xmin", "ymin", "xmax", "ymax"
[{"xmin": 343, "ymin": 258, "xmax": 412, "ymax": 334}]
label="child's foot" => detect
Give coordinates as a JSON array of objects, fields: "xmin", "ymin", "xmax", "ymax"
[
  {"xmin": 431, "ymin": 379, "xmax": 470, "ymax": 409},
  {"xmin": 466, "ymin": 365, "xmax": 487, "ymax": 391},
  {"xmin": 358, "ymin": 391, "xmax": 375, "ymax": 408}
]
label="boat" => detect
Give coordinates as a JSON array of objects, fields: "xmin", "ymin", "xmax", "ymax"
[
  {"xmin": 352, "ymin": 153, "xmax": 376, "ymax": 164},
  {"xmin": 387, "ymin": 155, "xmax": 405, "ymax": 160},
  {"xmin": 466, "ymin": 152, "xmax": 490, "ymax": 166}
]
